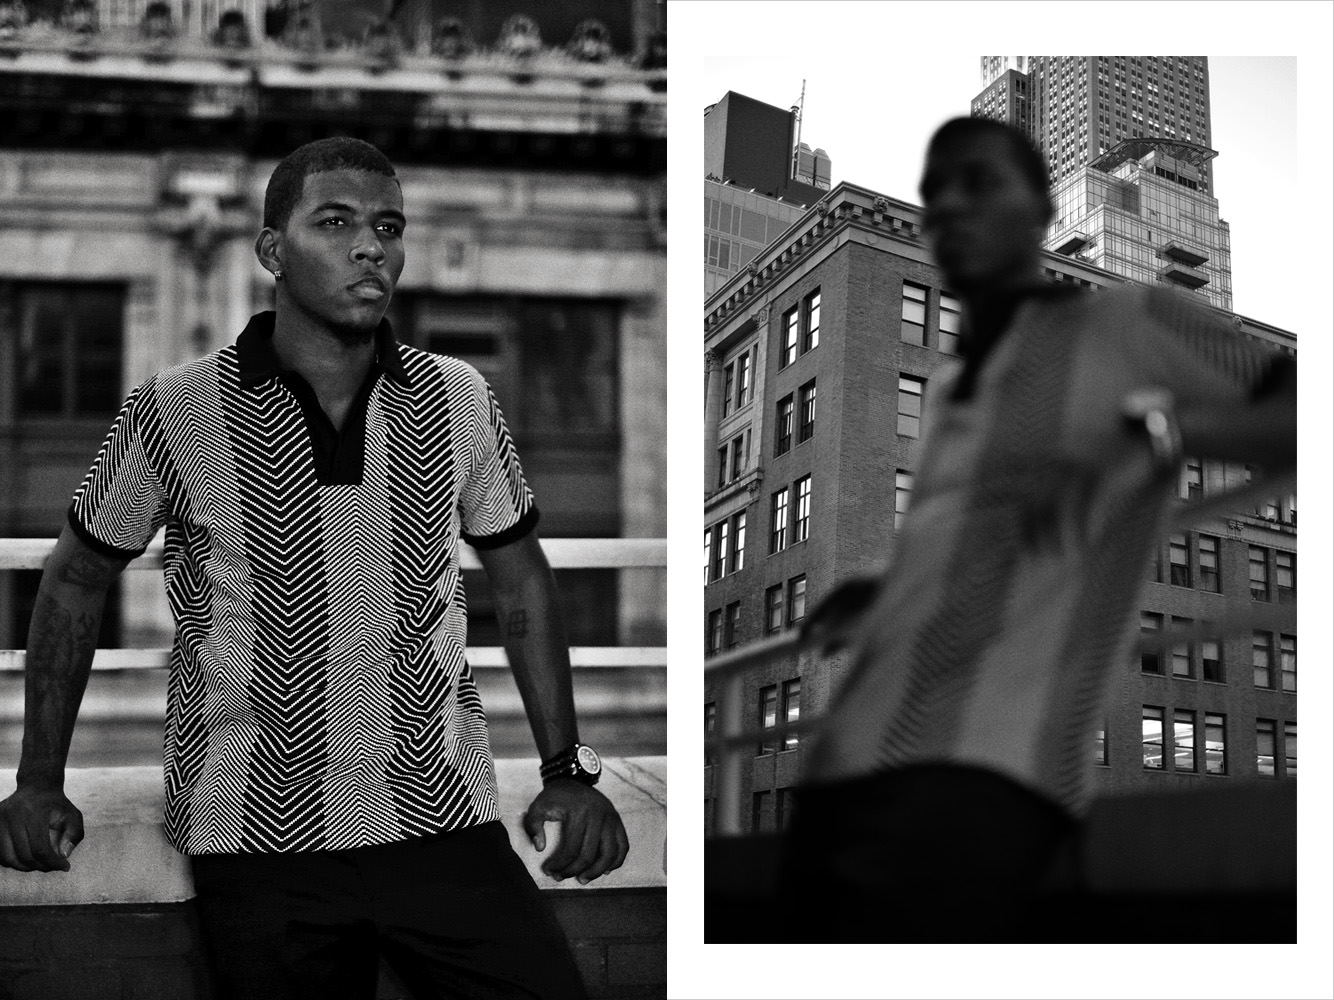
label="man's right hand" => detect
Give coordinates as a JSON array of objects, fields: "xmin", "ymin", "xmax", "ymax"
[{"xmin": 0, "ymin": 785, "xmax": 84, "ymax": 872}]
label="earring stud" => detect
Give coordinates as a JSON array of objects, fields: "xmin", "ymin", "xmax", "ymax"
[{"xmin": 273, "ymin": 269, "xmax": 284, "ymax": 281}]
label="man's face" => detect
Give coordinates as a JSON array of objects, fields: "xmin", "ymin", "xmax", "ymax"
[
  {"xmin": 919, "ymin": 132, "xmax": 1049, "ymax": 293},
  {"xmin": 273, "ymin": 168, "xmax": 406, "ymax": 343}
]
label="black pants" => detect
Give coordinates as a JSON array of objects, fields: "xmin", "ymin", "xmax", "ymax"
[
  {"xmin": 779, "ymin": 765, "xmax": 1079, "ymax": 943},
  {"xmin": 191, "ymin": 821, "xmax": 587, "ymax": 1000}
]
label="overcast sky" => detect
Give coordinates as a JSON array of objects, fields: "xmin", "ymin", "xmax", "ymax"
[
  {"xmin": 667, "ymin": 3, "xmax": 1332, "ymax": 998},
  {"xmin": 683, "ymin": 15, "xmax": 1306, "ymax": 331}
]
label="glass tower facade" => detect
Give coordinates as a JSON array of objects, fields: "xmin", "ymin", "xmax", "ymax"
[
  {"xmin": 705, "ymin": 178, "xmax": 805, "ymax": 297},
  {"xmin": 974, "ymin": 56, "xmax": 1229, "ymax": 310},
  {"xmin": 1048, "ymin": 139, "xmax": 1232, "ymax": 310}
]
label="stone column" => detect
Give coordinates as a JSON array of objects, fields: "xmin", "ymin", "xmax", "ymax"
[{"xmin": 703, "ymin": 349, "xmax": 724, "ymax": 488}]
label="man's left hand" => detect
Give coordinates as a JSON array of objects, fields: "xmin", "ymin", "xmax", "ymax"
[{"xmin": 522, "ymin": 780, "xmax": 629, "ymax": 884}]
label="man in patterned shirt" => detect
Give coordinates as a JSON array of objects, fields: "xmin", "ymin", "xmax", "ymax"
[
  {"xmin": 781, "ymin": 118, "xmax": 1296, "ymax": 942},
  {"xmin": 0, "ymin": 138, "xmax": 626, "ymax": 998}
]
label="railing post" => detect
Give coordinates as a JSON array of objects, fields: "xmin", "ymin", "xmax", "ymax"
[{"xmin": 716, "ymin": 671, "xmax": 745, "ymax": 835}]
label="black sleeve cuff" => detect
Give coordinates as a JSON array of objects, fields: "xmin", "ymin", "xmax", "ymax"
[
  {"xmin": 462, "ymin": 505, "xmax": 541, "ymax": 551},
  {"xmin": 66, "ymin": 505, "xmax": 150, "ymax": 562}
]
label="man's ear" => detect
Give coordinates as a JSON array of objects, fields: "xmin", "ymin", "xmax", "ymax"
[{"xmin": 255, "ymin": 227, "xmax": 282, "ymax": 278}]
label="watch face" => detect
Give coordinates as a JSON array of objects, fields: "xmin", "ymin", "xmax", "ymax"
[{"xmin": 576, "ymin": 744, "xmax": 602, "ymax": 775}]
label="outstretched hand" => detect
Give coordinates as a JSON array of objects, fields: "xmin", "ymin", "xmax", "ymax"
[
  {"xmin": 522, "ymin": 779, "xmax": 628, "ymax": 885},
  {"xmin": 0, "ymin": 785, "xmax": 84, "ymax": 873}
]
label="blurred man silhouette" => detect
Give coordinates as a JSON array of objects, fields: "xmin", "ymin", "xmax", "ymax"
[{"xmin": 781, "ymin": 117, "xmax": 1296, "ymax": 943}]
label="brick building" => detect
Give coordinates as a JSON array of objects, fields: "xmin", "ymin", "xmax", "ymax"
[{"xmin": 703, "ymin": 182, "xmax": 1296, "ymax": 836}]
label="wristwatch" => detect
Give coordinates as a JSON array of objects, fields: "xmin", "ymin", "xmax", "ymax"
[
  {"xmin": 1121, "ymin": 387, "xmax": 1183, "ymax": 472},
  {"xmin": 540, "ymin": 743, "xmax": 602, "ymax": 786}
]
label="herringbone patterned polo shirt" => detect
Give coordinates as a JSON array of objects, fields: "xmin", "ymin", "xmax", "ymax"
[
  {"xmin": 805, "ymin": 286, "xmax": 1289, "ymax": 817},
  {"xmin": 69, "ymin": 313, "xmax": 538, "ymax": 854}
]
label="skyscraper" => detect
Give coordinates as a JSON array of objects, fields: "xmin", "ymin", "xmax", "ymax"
[
  {"xmin": 704, "ymin": 91, "xmax": 831, "ymax": 296},
  {"xmin": 973, "ymin": 56, "xmax": 1230, "ymax": 309}
]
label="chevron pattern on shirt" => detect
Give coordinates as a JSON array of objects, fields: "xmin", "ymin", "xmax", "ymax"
[
  {"xmin": 877, "ymin": 300, "xmax": 1080, "ymax": 770},
  {"xmin": 69, "ymin": 326, "xmax": 533, "ymax": 854}
]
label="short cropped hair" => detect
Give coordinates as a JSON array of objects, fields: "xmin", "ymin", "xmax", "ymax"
[
  {"xmin": 262, "ymin": 137, "xmax": 398, "ymax": 231},
  {"xmin": 925, "ymin": 116, "xmax": 1052, "ymax": 204}
]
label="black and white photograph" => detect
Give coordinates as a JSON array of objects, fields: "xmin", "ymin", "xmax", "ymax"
[
  {"xmin": 0, "ymin": 2, "xmax": 665, "ymax": 998},
  {"xmin": 683, "ymin": 1, "xmax": 1329, "ymax": 997}
]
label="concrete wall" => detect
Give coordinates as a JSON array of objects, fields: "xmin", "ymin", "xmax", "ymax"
[{"xmin": 0, "ymin": 759, "xmax": 666, "ymax": 999}]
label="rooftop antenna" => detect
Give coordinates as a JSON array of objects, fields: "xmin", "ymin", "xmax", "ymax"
[{"xmin": 791, "ymin": 79, "xmax": 806, "ymax": 181}]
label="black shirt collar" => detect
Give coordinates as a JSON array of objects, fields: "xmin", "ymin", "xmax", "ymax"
[
  {"xmin": 951, "ymin": 282, "xmax": 1085, "ymax": 402},
  {"xmin": 236, "ymin": 311, "xmax": 411, "ymax": 389}
]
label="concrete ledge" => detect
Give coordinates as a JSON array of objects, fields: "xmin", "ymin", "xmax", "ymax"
[
  {"xmin": 705, "ymin": 782, "xmax": 1297, "ymax": 943},
  {"xmin": 0, "ymin": 757, "xmax": 665, "ymax": 906},
  {"xmin": 1081, "ymin": 779, "xmax": 1295, "ymax": 894}
]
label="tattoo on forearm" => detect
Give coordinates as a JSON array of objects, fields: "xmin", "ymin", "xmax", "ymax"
[
  {"xmin": 55, "ymin": 549, "xmax": 124, "ymax": 590},
  {"xmin": 20, "ymin": 592, "xmax": 100, "ymax": 777},
  {"xmin": 506, "ymin": 608, "xmax": 530, "ymax": 639}
]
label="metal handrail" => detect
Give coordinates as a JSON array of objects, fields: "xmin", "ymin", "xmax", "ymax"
[
  {"xmin": 0, "ymin": 536, "xmax": 666, "ymax": 572},
  {"xmin": 0, "ymin": 536, "xmax": 666, "ymax": 673}
]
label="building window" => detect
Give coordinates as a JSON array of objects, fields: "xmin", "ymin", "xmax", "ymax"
[
  {"xmin": 751, "ymin": 789, "xmax": 772, "ymax": 832},
  {"xmin": 1173, "ymin": 709, "xmax": 1197, "ymax": 772},
  {"xmin": 703, "ymin": 527, "xmax": 712, "ymax": 585},
  {"xmin": 1283, "ymin": 721, "xmax": 1296, "ymax": 778},
  {"xmin": 1171, "ymin": 616, "xmax": 1193, "ymax": 678},
  {"xmin": 9, "ymin": 282, "xmax": 125, "ymax": 418},
  {"xmin": 1142, "ymin": 706, "xmax": 1165, "ymax": 769},
  {"xmin": 1204, "ymin": 713, "xmax": 1226, "ymax": 775},
  {"xmin": 938, "ymin": 292, "xmax": 961, "ymax": 354},
  {"xmin": 1248, "ymin": 546, "xmax": 1269, "ymax": 601},
  {"xmin": 781, "ymin": 678, "xmax": 801, "ymax": 750},
  {"xmin": 723, "ymin": 601, "xmax": 742, "ymax": 649},
  {"xmin": 758, "ymin": 685, "xmax": 778, "ymax": 754},
  {"xmin": 729, "ymin": 431, "xmax": 747, "ymax": 483},
  {"xmin": 802, "ymin": 290, "xmax": 821, "ymax": 353},
  {"xmin": 715, "ymin": 446, "xmax": 728, "ymax": 490},
  {"xmin": 722, "ymin": 361, "xmax": 736, "ymax": 418},
  {"xmin": 797, "ymin": 379, "xmax": 816, "ymax": 443},
  {"xmin": 894, "ymin": 470, "xmax": 913, "ymax": 530},
  {"xmin": 706, "ymin": 608, "xmax": 723, "ymax": 656},
  {"xmin": 794, "ymin": 476, "xmax": 812, "ymax": 543},
  {"xmin": 780, "ymin": 306, "xmax": 799, "ymax": 368},
  {"xmin": 704, "ymin": 702, "xmax": 716, "ymax": 767},
  {"xmin": 1197, "ymin": 534, "xmax": 1220, "ymax": 593},
  {"xmin": 1094, "ymin": 721, "xmax": 1109, "ymax": 766},
  {"xmin": 1140, "ymin": 612, "xmax": 1162, "ymax": 673},
  {"xmin": 769, "ymin": 488, "xmax": 789, "ymax": 553},
  {"xmin": 776, "ymin": 787, "xmax": 796, "ymax": 831},
  {"xmin": 1180, "ymin": 459, "xmax": 1202, "ymax": 501},
  {"xmin": 774, "ymin": 394, "xmax": 794, "ymax": 456},
  {"xmin": 1279, "ymin": 634, "xmax": 1295, "ymax": 692},
  {"xmin": 897, "ymin": 375, "xmax": 925, "ymax": 438},
  {"xmin": 787, "ymin": 575, "xmax": 807, "ymax": 625},
  {"xmin": 713, "ymin": 519, "xmax": 729, "ymax": 581},
  {"xmin": 1256, "ymin": 718, "xmax": 1276, "ymax": 777},
  {"xmin": 1275, "ymin": 551, "xmax": 1294, "ymax": 600},
  {"xmin": 765, "ymin": 584, "xmax": 783, "ymax": 633},
  {"xmin": 900, "ymin": 282, "xmax": 927, "ymax": 346},
  {"xmin": 1168, "ymin": 533, "xmax": 1191, "ymax": 587},
  {"xmin": 1201, "ymin": 638, "xmax": 1223, "ymax": 682},
  {"xmin": 731, "ymin": 511, "xmax": 747, "ymax": 573},
  {"xmin": 735, "ymin": 348, "xmax": 754, "ymax": 409},
  {"xmin": 1253, "ymin": 630, "xmax": 1274, "ymax": 688}
]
